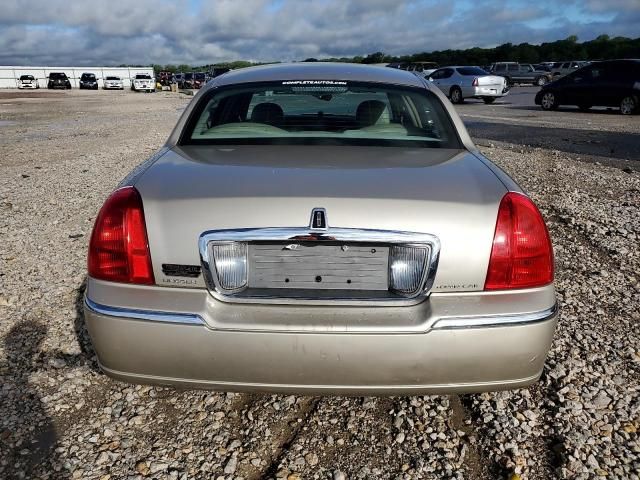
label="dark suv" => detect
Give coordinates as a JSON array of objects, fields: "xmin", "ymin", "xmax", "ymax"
[
  {"xmin": 490, "ymin": 62, "xmax": 552, "ymax": 86},
  {"xmin": 79, "ymin": 72, "xmax": 99, "ymax": 90},
  {"xmin": 47, "ymin": 72, "xmax": 71, "ymax": 89},
  {"xmin": 535, "ymin": 59, "xmax": 640, "ymax": 115}
]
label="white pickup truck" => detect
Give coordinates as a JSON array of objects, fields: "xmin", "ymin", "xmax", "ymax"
[{"xmin": 131, "ymin": 73, "xmax": 155, "ymax": 93}]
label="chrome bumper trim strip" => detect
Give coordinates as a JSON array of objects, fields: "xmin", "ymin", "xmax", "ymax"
[
  {"xmin": 85, "ymin": 296, "xmax": 556, "ymax": 331},
  {"xmin": 431, "ymin": 303, "xmax": 558, "ymax": 330},
  {"xmin": 84, "ymin": 297, "xmax": 205, "ymax": 326}
]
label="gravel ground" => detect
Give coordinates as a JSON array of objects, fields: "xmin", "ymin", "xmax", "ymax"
[{"xmin": 0, "ymin": 89, "xmax": 638, "ymax": 480}]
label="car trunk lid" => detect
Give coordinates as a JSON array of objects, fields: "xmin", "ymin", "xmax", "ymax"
[
  {"xmin": 476, "ymin": 75, "xmax": 505, "ymax": 87},
  {"xmin": 134, "ymin": 145, "xmax": 508, "ymax": 294}
]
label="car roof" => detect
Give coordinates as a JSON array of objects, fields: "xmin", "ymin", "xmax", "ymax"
[
  {"xmin": 592, "ymin": 58, "xmax": 640, "ymax": 63},
  {"xmin": 438, "ymin": 66, "xmax": 485, "ymax": 70},
  {"xmin": 210, "ymin": 62, "xmax": 426, "ymax": 89}
]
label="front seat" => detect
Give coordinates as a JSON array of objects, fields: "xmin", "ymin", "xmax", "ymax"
[
  {"xmin": 250, "ymin": 102, "xmax": 284, "ymax": 127},
  {"xmin": 355, "ymin": 100, "xmax": 388, "ymax": 127}
]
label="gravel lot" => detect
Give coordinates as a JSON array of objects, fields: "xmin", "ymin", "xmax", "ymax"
[{"xmin": 0, "ymin": 88, "xmax": 638, "ymax": 480}]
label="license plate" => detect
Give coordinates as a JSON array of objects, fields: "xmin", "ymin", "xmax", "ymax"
[{"xmin": 248, "ymin": 243, "xmax": 390, "ymax": 290}]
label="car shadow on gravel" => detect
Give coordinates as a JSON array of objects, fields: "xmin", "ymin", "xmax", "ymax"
[
  {"xmin": 464, "ymin": 122, "xmax": 640, "ymax": 161},
  {"xmin": 507, "ymin": 105, "xmax": 624, "ymax": 115},
  {"xmin": 2, "ymin": 321, "xmax": 62, "ymax": 478},
  {"xmin": 74, "ymin": 278, "xmax": 101, "ymax": 373}
]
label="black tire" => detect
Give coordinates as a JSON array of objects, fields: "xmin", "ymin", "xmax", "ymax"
[
  {"xmin": 535, "ymin": 76, "xmax": 548, "ymax": 86},
  {"xmin": 578, "ymin": 104, "xmax": 592, "ymax": 112},
  {"xmin": 620, "ymin": 96, "xmax": 637, "ymax": 115},
  {"xmin": 504, "ymin": 76, "xmax": 513, "ymax": 87},
  {"xmin": 450, "ymin": 86, "xmax": 463, "ymax": 104},
  {"xmin": 540, "ymin": 91, "xmax": 558, "ymax": 111},
  {"xmin": 483, "ymin": 97, "xmax": 496, "ymax": 104}
]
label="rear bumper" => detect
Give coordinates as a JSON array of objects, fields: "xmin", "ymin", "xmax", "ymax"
[
  {"xmin": 467, "ymin": 86, "xmax": 507, "ymax": 98},
  {"xmin": 84, "ymin": 283, "xmax": 558, "ymax": 395}
]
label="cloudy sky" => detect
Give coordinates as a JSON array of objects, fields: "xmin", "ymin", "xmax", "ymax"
[{"xmin": 1, "ymin": 0, "xmax": 638, "ymax": 66}]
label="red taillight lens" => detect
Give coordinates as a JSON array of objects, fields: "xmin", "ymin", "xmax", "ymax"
[
  {"xmin": 484, "ymin": 192, "xmax": 553, "ymax": 290},
  {"xmin": 88, "ymin": 186, "xmax": 154, "ymax": 285},
  {"xmin": 472, "ymin": 77, "xmax": 479, "ymax": 86}
]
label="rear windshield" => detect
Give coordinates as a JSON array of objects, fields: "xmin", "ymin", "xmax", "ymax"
[
  {"xmin": 135, "ymin": 74, "xmax": 151, "ymax": 79},
  {"xmin": 20, "ymin": 75, "xmax": 34, "ymax": 80},
  {"xmin": 456, "ymin": 67, "xmax": 488, "ymax": 76},
  {"xmin": 184, "ymin": 81, "xmax": 461, "ymax": 148},
  {"xmin": 49, "ymin": 73, "xmax": 67, "ymax": 79},
  {"xmin": 106, "ymin": 76, "xmax": 120, "ymax": 80},
  {"xmin": 82, "ymin": 74, "xmax": 96, "ymax": 79}
]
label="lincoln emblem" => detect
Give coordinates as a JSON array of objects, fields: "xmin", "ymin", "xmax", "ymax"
[{"xmin": 310, "ymin": 208, "xmax": 328, "ymax": 230}]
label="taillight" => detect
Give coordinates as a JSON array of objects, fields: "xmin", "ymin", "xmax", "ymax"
[
  {"xmin": 88, "ymin": 186, "xmax": 154, "ymax": 285},
  {"xmin": 472, "ymin": 77, "xmax": 479, "ymax": 86},
  {"xmin": 484, "ymin": 192, "xmax": 553, "ymax": 290}
]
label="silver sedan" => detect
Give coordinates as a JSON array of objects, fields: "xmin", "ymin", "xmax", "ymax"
[
  {"xmin": 84, "ymin": 63, "xmax": 556, "ymax": 395},
  {"xmin": 427, "ymin": 66, "xmax": 509, "ymax": 104},
  {"xmin": 103, "ymin": 76, "xmax": 124, "ymax": 90}
]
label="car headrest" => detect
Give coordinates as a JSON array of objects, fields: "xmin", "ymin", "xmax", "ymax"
[
  {"xmin": 250, "ymin": 102, "xmax": 284, "ymax": 126},
  {"xmin": 356, "ymin": 100, "xmax": 388, "ymax": 127}
]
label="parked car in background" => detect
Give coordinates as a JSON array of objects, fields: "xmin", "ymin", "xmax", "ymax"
[
  {"xmin": 158, "ymin": 71, "xmax": 173, "ymax": 87},
  {"xmin": 392, "ymin": 61, "xmax": 439, "ymax": 77},
  {"xmin": 427, "ymin": 66, "xmax": 509, "ymax": 103},
  {"xmin": 533, "ymin": 64, "xmax": 552, "ymax": 72},
  {"xmin": 47, "ymin": 72, "xmax": 71, "ymax": 89},
  {"xmin": 84, "ymin": 63, "xmax": 556, "ymax": 394},
  {"xmin": 103, "ymin": 76, "xmax": 124, "ymax": 90},
  {"xmin": 183, "ymin": 72, "xmax": 193, "ymax": 88},
  {"xmin": 550, "ymin": 61, "xmax": 589, "ymax": 79},
  {"xmin": 209, "ymin": 66, "xmax": 231, "ymax": 79},
  {"xmin": 490, "ymin": 62, "xmax": 552, "ymax": 86},
  {"xmin": 132, "ymin": 73, "xmax": 154, "ymax": 92},
  {"xmin": 18, "ymin": 74, "xmax": 39, "ymax": 89},
  {"xmin": 79, "ymin": 72, "xmax": 99, "ymax": 90},
  {"xmin": 535, "ymin": 59, "xmax": 640, "ymax": 115},
  {"xmin": 193, "ymin": 72, "xmax": 206, "ymax": 89},
  {"xmin": 173, "ymin": 72, "xmax": 185, "ymax": 86}
]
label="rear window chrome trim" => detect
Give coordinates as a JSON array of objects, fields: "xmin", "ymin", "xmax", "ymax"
[{"xmin": 199, "ymin": 227, "xmax": 440, "ymax": 306}]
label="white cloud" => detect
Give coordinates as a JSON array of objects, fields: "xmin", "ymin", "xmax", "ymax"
[{"xmin": 0, "ymin": 0, "xmax": 637, "ymax": 66}]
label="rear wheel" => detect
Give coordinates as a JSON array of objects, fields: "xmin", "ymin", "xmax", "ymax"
[
  {"xmin": 620, "ymin": 96, "xmax": 637, "ymax": 115},
  {"xmin": 450, "ymin": 86, "xmax": 463, "ymax": 104},
  {"xmin": 483, "ymin": 97, "xmax": 496, "ymax": 104},
  {"xmin": 540, "ymin": 91, "xmax": 558, "ymax": 111},
  {"xmin": 535, "ymin": 76, "xmax": 548, "ymax": 86}
]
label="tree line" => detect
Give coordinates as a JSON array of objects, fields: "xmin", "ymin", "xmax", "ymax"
[
  {"xmin": 333, "ymin": 35, "xmax": 640, "ymax": 66},
  {"xmin": 150, "ymin": 35, "xmax": 639, "ymax": 74}
]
